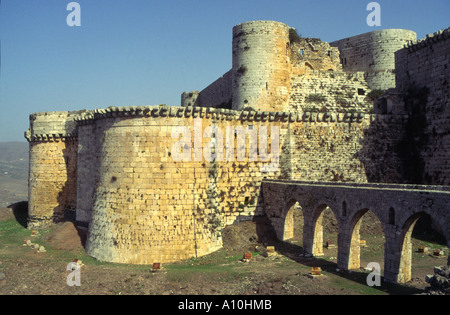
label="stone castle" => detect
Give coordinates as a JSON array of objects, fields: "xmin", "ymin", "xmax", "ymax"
[{"xmin": 25, "ymin": 21, "xmax": 450, "ymax": 283}]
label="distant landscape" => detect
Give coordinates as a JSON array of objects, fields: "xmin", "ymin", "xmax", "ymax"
[{"xmin": 0, "ymin": 142, "xmax": 29, "ymax": 208}]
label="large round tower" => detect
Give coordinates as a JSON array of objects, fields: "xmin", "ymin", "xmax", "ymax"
[
  {"xmin": 231, "ymin": 20, "xmax": 291, "ymax": 111},
  {"xmin": 330, "ymin": 29, "xmax": 417, "ymax": 91}
]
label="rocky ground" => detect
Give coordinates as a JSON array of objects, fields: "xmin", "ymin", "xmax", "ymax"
[{"xmin": 0, "ymin": 202, "xmax": 448, "ymax": 296}]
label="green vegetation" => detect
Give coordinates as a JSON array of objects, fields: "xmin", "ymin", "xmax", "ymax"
[
  {"xmin": 165, "ymin": 250, "xmax": 258, "ymax": 283},
  {"xmin": 305, "ymin": 93, "xmax": 327, "ymax": 104},
  {"xmin": 289, "ymin": 28, "xmax": 302, "ymax": 44},
  {"xmin": 366, "ymin": 89, "xmax": 386, "ymax": 102}
]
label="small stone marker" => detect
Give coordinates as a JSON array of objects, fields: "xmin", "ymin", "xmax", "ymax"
[
  {"xmin": 418, "ymin": 246, "xmax": 429, "ymax": 254},
  {"xmin": 307, "ymin": 267, "xmax": 323, "ymax": 279},
  {"xmin": 152, "ymin": 263, "xmax": 161, "ymax": 272},
  {"xmin": 326, "ymin": 241, "xmax": 336, "ymax": 249},
  {"xmin": 311, "ymin": 267, "xmax": 322, "ymax": 276}
]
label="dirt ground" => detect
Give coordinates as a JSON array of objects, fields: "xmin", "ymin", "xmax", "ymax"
[{"xmin": 0, "ymin": 203, "xmax": 448, "ymax": 296}]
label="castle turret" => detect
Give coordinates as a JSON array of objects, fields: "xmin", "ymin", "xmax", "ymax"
[
  {"xmin": 232, "ymin": 20, "xmax": 291, "ymax": 111},
  {"xmin": 330, "ymin": 29, "xmax": 417, "ymax": 91},
  {"xmin": 25, "ymin": 111, "xmax": 81, "ymax": 228}
]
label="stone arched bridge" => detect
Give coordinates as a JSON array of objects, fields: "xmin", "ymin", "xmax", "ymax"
[{"xmin": 261, "ymin": 179, "xmax": 450, "ymax": 284}]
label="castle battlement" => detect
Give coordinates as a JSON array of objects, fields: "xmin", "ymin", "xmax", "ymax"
[{"xmin": 404, "ymin": 27, "xmax": 450, "ymax": 52}]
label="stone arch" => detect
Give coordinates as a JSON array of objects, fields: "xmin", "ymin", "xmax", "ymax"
[
  {"xmin": 397, "ymin": 212, "xmax": 423, "ymax": 283},
  {"xmin": 310, "ymin": 204, "xmax": 338, "ymax": 257},
  {"xmin": 282, "ymin": 199, "xmax": 302, "ymax": 241},
  {"xmin": 397, "ymin": 211, "xmax": 449, "ymax": 283},
  {"xmin": 347, "ymin": 208, "xmax": 385, "ymax": 270},
  {"xmin": 305, "ymin": 62, "xmax": 314, "ymax": 70}
]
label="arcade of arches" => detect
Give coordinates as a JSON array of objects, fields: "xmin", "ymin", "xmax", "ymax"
[{"xmin": 262, "ymin": 180, "xmax": 450, "ymax": 284}]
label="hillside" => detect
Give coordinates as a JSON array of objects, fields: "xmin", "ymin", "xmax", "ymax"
[{"xmin": 0, "ymin": 142, "xmax": 29, "ymax": 208}]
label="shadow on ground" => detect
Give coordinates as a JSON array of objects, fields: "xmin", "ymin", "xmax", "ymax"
[
  {"xmin": 253, "ymin": 215, "xmax": 424, "ymax": 295},
  {"xmin": 7, "ymin": 201, "xmax": 28, "ymax": 228}
]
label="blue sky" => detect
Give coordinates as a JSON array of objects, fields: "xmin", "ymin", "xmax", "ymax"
[{"xmin": 0, "ymin": 0, "xmax": 449, "ymax": 142}]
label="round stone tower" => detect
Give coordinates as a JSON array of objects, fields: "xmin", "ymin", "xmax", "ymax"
[
  {"xmin": 25, "ymin": 111, "xmax": 80, "ymax": 228},
  {"xmin": 330, "ymin": 29, "xmax": 417, "ymax": 91},
  {"xmin": 231, "ymin": 20, "xmax": 291, "ymax": 111}
]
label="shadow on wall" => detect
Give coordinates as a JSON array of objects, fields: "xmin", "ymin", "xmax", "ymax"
[
  {"xmin": 412, "ymin": 213, "xmax": 447, "ymax": 246},
  {"xmin": 54, "ymin": 141, "xmax": 78, "ymax": 224},
  {"xmin": 355, "ymin": 87, "xmax": 432, "ymax": 184}
]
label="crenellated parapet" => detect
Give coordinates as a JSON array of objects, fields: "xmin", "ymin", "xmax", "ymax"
[
  {"xmin": 72, "ymin": 104, "xmax": 376, "ymax": 125},
  {"xmin": 25, "ymin": 110, "xmax": 87, "ymax": 143},
  {"xmin": 25, "ymin": 131, "xmax": 78, "ymax": 143},
  {"xmin": 403, "ymin": 27, "xmax": 450, "ymax": 52}
]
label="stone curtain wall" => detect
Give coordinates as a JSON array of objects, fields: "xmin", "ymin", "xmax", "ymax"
[
  {"xmin": 25, "ymin": 104, "xmax": 412, "ymax": 263},
  {"xmin": 288, "ymin": 70, "xmax": 372, "ymax": 113},
  {"xmin": 394, "ymin": 28, "xmax": 450, "ymax": 185},
  {"xmin": 181, "ymin": 70, "xmax": 233, "ymax": 109},
  {"xmin": 330, "ymin": 29, "xmax": 417, "ymax": 90},
  {"xmin": 67, "ymin": 105, "xmax": 380, "ymax": 264},
  {"xmin": 75, "ymin": 123, "xmax": 101, "ymax": 226}
]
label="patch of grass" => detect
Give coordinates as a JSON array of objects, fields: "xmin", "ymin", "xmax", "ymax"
[
  {"xmin": 330, "ymin": 275, "xmax": 386, "ymax": 295},
  {"xmin": 305, "ymin": 93, "xmax": 327, "ymax": 104},
  {"xmin": 164, "ymin": 249, "xmax": 260, "ymax": 282},
  {"xmin": 0, "ymin": 219, "xmax": 31, "ymax": 245}
]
